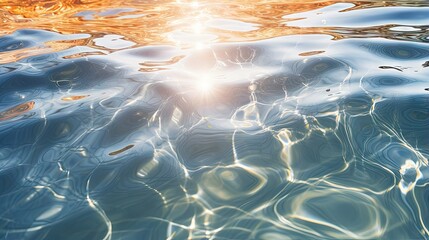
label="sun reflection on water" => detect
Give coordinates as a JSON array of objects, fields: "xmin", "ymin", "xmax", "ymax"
[
  {"xmin": 1, "ymin": 0, "xmax": 429, "ymax": 239},
  {"xmin": 196, "ymin": 76, "xmax": 214, "ymax": 93}
]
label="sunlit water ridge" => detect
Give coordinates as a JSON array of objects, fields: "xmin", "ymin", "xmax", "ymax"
[{"xmin": 1, "ymin": 0, "xmax": 429, "ymax": 239}]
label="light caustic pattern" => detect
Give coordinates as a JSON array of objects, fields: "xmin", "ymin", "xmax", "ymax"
[{"xmin": 1, "ymin": 0, "xmax": 429, "ymax": 239}]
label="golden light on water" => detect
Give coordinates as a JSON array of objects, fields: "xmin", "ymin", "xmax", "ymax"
[
  {"xmin": 2, "ymin": 0, "xmax": 429, "ymax": 239},
  {"xmin": 197, "ymin": 76, "xmax": 214, "ymax": 93},
  {"xmin": 1, "ymin": 0, "xmax": 420, "ymax": 55},
  {"xmin": 2, "ymin": 0, "xmax": 422, "ymax": 104}
]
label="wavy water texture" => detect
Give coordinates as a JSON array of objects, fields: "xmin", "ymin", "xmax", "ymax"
[{"xmin": 0, "ymin": 0, "xmax": 429, "ymax": 239}]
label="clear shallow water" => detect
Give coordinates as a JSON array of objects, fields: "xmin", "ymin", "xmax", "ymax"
[{"xmin": 1, "ymin": 0, "xmax": 429, "ymax": 239}]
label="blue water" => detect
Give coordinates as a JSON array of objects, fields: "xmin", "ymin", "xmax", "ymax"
[{"xmin": 1, "ymin": 1, "xmax": 429, "ymax": 239}]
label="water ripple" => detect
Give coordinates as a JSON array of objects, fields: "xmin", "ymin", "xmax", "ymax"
[{"xmin": 1, "ymin": 1, "xmax": 429, "ymax": 239}]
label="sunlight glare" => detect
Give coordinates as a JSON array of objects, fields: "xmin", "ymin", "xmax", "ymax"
[
  {"xmin": 191, "ymin": 1, "xmax": 199, "ymax": 8},
  {"xmin": 197, "ymin": 78, "xmax": 213, "ymax": 93},
  {"xmin": 193, "ymin": 23, "xmax": 203, "ymax": 33}
]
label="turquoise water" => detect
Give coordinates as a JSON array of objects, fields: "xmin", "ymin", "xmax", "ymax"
[{"xmin": 1, "ymin": 1, "xmax": 429, "ymax": 239}]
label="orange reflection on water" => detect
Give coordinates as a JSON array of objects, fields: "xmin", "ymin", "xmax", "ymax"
[
  {"xmin": 0, "ymin": 0, "xmax": 427, "ymax": 62},
  {"xmin": 61, "ymin": 95, "xmax": 89, "ymax": 101},
  {"xmin": 0, "ymin": 0, "xmax": 354, "ymax": 46},
  {"xmin": 0, "ymin": 101, "xmax": 35, "ymax": 121},
  {"xmin": 0, "ymin": 46, "xmax": 51, "ymax": 64}
]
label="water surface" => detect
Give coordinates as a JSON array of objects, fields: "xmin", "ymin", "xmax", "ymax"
[{"xmin": 1, "ymin": 0, "xmax": 429, "ymax": 239}]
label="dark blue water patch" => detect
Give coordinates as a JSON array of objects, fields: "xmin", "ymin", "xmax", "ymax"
[
  {"xmin": 176, "ymin": 123, "xmax": 235, "ymax": 171},
  {"xmin": 0, "ymin": 65, "xmax": 17, "ymax": 76},
  {"xmin": 0, "ymin": 59, "xmax": 124, "ymax": 97},
  {"xmin": 0, "ymin": 29, "xmax": 87, "ymax": 54},
  {"xmin": 22, "ymin": 163, "xmax": 67, "ymax": 189},
  {"xmin": 0, "ymin": 165, "xmax": 32, "ymax": 196},
  {"xmin": 373, "ymin": 95, "xmax": 429, "ymax": 132},
  {"xmin": 213, "ymin": 228, "xmax": 252, "ymax": 240},
  {"xmin": 233, "ymin": 130, "xmax": 285, "ymax": 168},
  {"xmin": 0, "ymin": 36, "xmax": 33, "ymax": 52},
  {"xmin": 90, "ymin": 154, "xmax": 182, "ymax": 198},
  {"xmin": 0, "ymin": 118, "xmax": 46, "ymax": 147},
  {"xmin": 38, "ymin": 113, "xmax": 93, "ymax": 144},
  {"xmin": 289, "ymin": 130, "xmax": 345, "ymax": 180},
  {"xmin": 340, "ymin": 114, "xmax": 393, "ymax": 164},
  {"xmin": 253, "ymin": 57, "xmax": 351, "ymax": 102},
  {"xmin": 358, "ymin": 74, "xmax": 420, "ymax": 97},
  {"xmin": 369, "ymin": 8, "xmax": 429, "ymax": 22},
  {"xmin": 48, "ymin": 59, "xmax": 123, "ymax": 90},
  {"xmin": 2, "ymin": 206, "xmax": 110, "ymax": 240},
  {"xmin": 254, "ymin": 228, "xmax": 320, "ymax": 240},
  {"xmin": 110, "ymin": 218, "xmax": 170, "ymax": 240},
  {"xmin": 379, "ymin": 189, "xmax": 427, "ymax": 240},
  {"xmin": 360, "ymin": 40, "xmax": 429, "ymax": 60},
  {"xmin": 291, "ymin": 57, "xmax": 349, "ymax": 80},
  {"xmin": 0, "ymin": 169, "xmax": 96, "ymax": 235},
  {"xmin": 372, "ymin": 95, "xmax": 429, "ymax": 157},
  {"xmin": 0, "ymin": 144, "xmax": 32, "ymax": 169},
  {"xmin": 19, "ymin": 52, "xmax": 63, "ymax": 71},
  {"xmin": 88, "ymin": 156, "xmax": 183, "ymax": 238},
  {"xmin": 0, "ymin": 72, "xmax": 58, "ymax": 92},
  {"xmin": 373, "ymin": 75, "xmax": 412, "ymax": 86},
  {"xmin": 326, "ymin": 160, "xmax": 396, "ymax": 193},
  {"xmin": 254, "ymin": 73, "xmax": 302, "ymax": 102},
  {"xmin": 96, "ymin": 106, "xmax": 153, "ymax": 147},
  {"xmin": 362, "ymin": 74, "xmax": 415, "ymax": 88},
  {"xmin": 413, "ymin": 186, "xmax": 429, "ymax": 237},
  {"xmin": 341, "ymin": 93, "xmax": 373, "ymax": 116}
]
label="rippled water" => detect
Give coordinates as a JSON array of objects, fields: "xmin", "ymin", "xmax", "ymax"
[{"xmin": 1, "ymin": 0, "xmax": 429, "ymax": 239}]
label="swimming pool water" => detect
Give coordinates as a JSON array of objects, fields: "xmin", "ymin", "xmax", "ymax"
[{"xmin": 1, "ymin": 0, "xmax": 429, "ymax": 239}]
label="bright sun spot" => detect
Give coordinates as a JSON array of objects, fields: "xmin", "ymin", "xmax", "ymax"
[
  {"xmin": 195, "ymin": 74, "xmax": 217, "ymax": 95},
  {"xmin": 197, "ymin": 79, "xmax": 213, "ymax": 93},
  {"xmin": 192, "ymin": 23, "xmax": 203, "ymax": 33},
  {"xmin": 191, "ymin": 1, "xmax": 199, "ymax": 8},
  {"xmin": 195, "ymin": 42, "xmax": 206, "ymax": 49}
]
